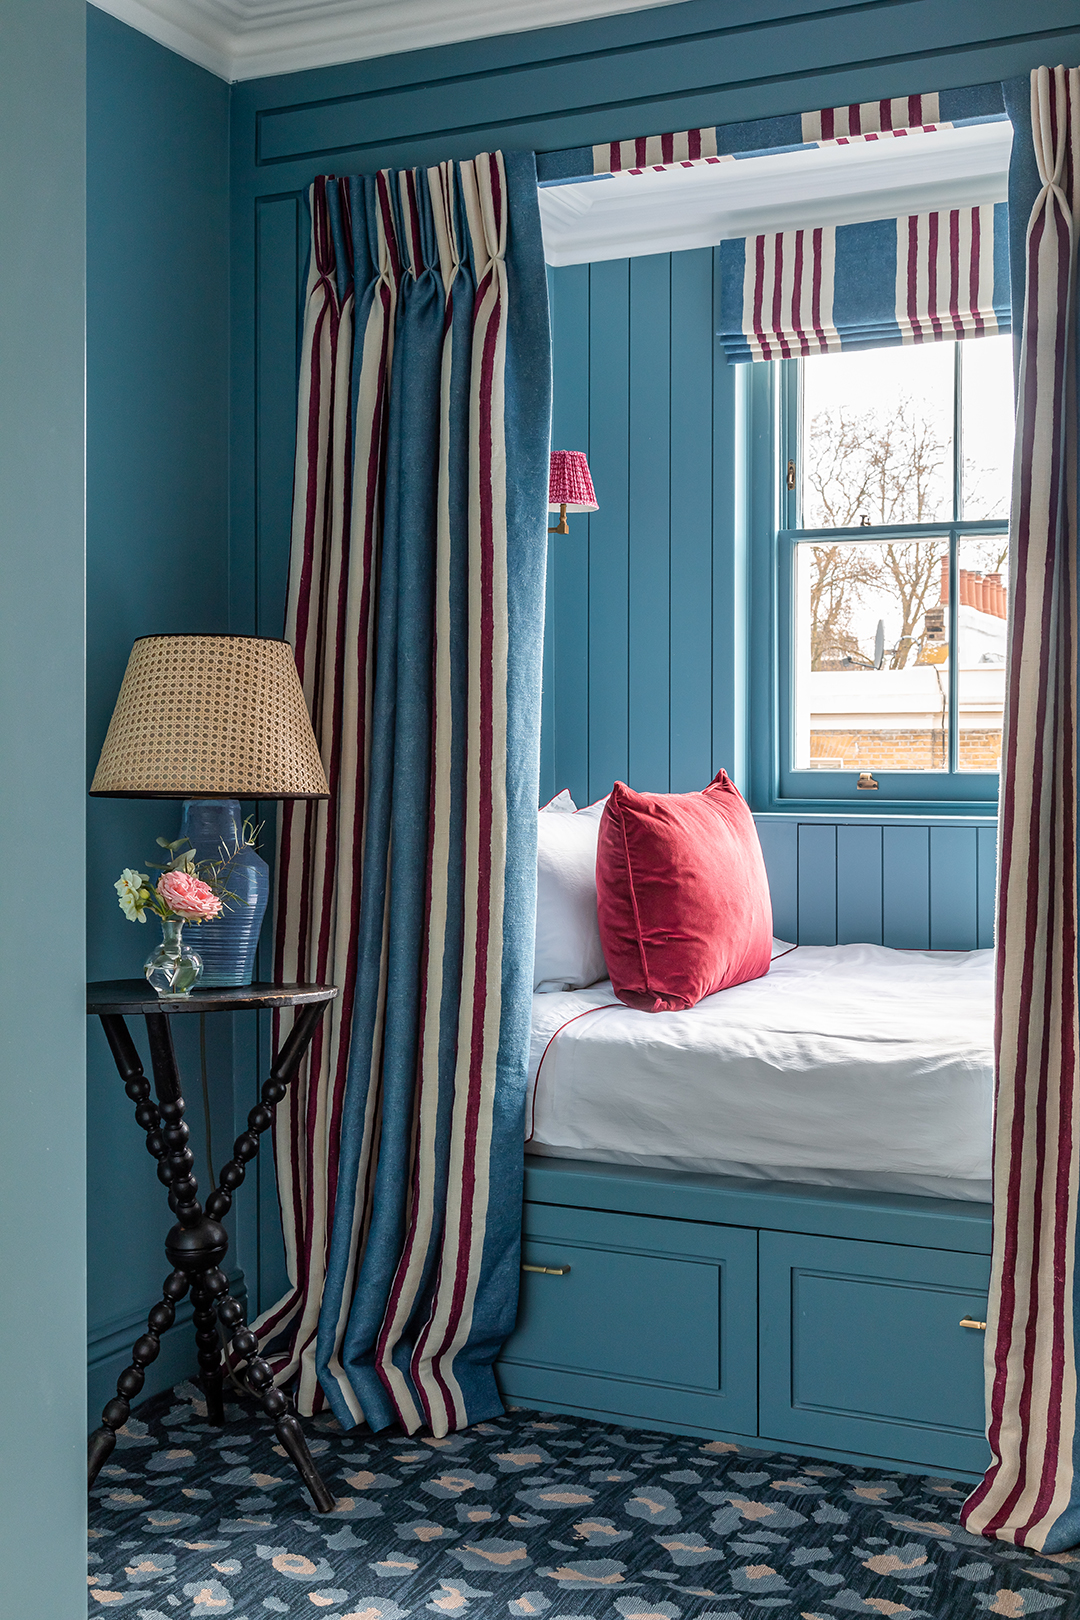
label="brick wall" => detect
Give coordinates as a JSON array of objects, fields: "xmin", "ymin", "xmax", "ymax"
[{"xmin": 810, "ymin": 730, "xmax": 1002, "ymax": 771}]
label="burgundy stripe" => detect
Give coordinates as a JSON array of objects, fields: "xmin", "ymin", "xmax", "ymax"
[
  {"xmin": 948, "ymin": 209, "xmax": 961, "ymax": 336},
  {"xmin": 880, "ymin": 99, "xmax": 894, "ymax": 132},
  {"xmin": 661, "ymin": 132, "xmax": 674, "ymax": 164},
  {"xmin": 926, "ymin": 212, "xmax": 943, "ymax": 341},
  {"xmin": 770, "ymin": 235, "xmax": 785, "ymax": 358},
  {"xmin": 820, "ymin": 106, "xmax": 835, "ymax": 141},
  {"xmin": 906, "ymin": 215, "xmax": 921, "ymax": 340},
  {"xmin": 847, "ymin": 103, "xmax": 861, "ymax": 135},
  {"xmin": 751, "ymin": 235, "xmax": 768, "ymax": 359},
  {"xmin": 810, "ymin": 228, "xmax": 827, "ymax": 352},
  {"xmin": 688, "ymin": 128, "xmax": 702, "ymax": 159},
  {"xmin": 790, "ymin": 231, "xmax": 805, "ymax": 354}
]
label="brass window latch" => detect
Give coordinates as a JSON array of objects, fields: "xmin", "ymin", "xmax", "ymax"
[
  {"xmin": 960, "ymin": 1317, "xmax": 987, "ymax": 1330},
  {"xmin": 786, "ymin": 459, "xmax": 796, "ymax": 491},
  {"xmin": 522, "ymin": 1263, "xmax": 571, "ymax": 1276}
]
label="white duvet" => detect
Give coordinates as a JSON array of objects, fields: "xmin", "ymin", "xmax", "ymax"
[{"xmin": 527, "ymin": 942, "xmax": 995, "ymax": 1202}]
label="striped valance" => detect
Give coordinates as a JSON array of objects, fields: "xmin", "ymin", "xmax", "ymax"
[
  {"xmin": 591, "ymin": 94, "xmax": 947, "ymax": 176},
  {"xmin": 568, "ymin": 87, "xmax": 1004, "ymax": 181},
  {"xmin": 716, "ymin": 203, "xmax": 1010, "ymax": 364}
]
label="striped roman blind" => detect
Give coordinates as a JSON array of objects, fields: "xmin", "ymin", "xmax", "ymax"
[{"xmin": 716, "ymin": 202, "xmax": 1010, "ymax": 363}]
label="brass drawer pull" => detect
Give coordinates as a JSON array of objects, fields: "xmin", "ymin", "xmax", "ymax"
[
  {"xmin": 960, "ymin": 1317, "xmax": 987, "ymax": 1330},
  {"xmin": 522, "ymin": 1263, "xmax": 570, "ymax": 1276}
]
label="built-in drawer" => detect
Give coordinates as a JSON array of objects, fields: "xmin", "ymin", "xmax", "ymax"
[
  {"xmin": 498, "ymin": 1202, "xmax": 757, "ymax": 1434},
  {"xmin": 759, "ymin": 1230, "xmax": 992, "ymax": 1473}
]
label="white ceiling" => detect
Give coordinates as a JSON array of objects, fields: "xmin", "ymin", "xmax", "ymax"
[
  {"xmin": 539, "ymin": 120, "xmax": 1013, "ymax": 266},
  {"xmin": 89, "ymin": 0, "xmax": 684, "ymax": 82}
]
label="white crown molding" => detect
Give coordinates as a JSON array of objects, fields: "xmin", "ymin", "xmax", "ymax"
[{"xmin": 89, "ymin": 0, "xmax": 685, "ymax": 83}]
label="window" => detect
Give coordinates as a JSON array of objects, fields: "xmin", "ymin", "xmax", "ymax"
[{"xmin": 769, "ymin": 335, "xmax": 1013, "ymax": 809}]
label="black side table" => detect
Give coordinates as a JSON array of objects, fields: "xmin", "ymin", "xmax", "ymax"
[{"xmin": 87, "ymin": 980, "xmax": 339, "ymax": 1513}]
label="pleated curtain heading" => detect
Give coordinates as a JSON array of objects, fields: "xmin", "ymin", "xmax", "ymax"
[{"xmin": 239, "ymin": 152, "xmax": 551, "ymax": 1436}]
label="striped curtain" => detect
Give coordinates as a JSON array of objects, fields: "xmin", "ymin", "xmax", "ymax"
[
  {"xmin": 717, "ymin": 206, "xmax": 1010, "ymax": 362},
  {"xmin": 241, "ymin": 153, "xmax": 551, "ymax": 1434},
  {"xmin": 960, "ymin": 65, "xmax": 1080, "ymax": 1552}
]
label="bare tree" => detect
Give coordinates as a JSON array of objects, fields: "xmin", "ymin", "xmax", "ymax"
[{"xmin": 805, "ymin": 396, "xmax": 953, "ymax": 671}]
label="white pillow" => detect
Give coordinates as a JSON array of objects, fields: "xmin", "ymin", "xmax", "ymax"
[
  {"xmin": 541, "ymin": 789, "xmax": 578, "ymax": 813},
  {"xmin": 534, "ymin": 795, "xmax": 609, "ymax": 992}
]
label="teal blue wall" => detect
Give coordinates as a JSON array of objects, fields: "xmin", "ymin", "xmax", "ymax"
[
  {"xmin": 86, "ymin": 6, "xmax": 232, "ymax": 1414},
  {"xmin": 543, "ymin": 251, "xmax": 744, "ymax": 807},
  {"xmin": 0, "ymin": 1, "xmax": 87, "ymax": 1607}
]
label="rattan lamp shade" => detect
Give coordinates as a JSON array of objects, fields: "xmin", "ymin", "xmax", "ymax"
[{"xmin": 90, "ymin": 634, "xmax": 330, "ymax": 799}]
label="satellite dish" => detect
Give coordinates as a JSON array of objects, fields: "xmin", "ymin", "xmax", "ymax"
[{"xmin": 873, "ymin": 619, "xmax": 886, "ymax": 670}]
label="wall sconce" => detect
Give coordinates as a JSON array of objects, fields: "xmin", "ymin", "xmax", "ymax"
[{"xmin": 549, "ymin": 450, "xmax": 598, "ymax": 535}]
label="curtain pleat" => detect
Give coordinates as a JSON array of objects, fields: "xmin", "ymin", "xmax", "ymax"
[
  {"xmin": 239, "ymin": 153, "xmax": 550, "ymax": 1436},
  {"xmin": 961, "ymin": 64, "xmax": 1080, "ymax": 1553}
]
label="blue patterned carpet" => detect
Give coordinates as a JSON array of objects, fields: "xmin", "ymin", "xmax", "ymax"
[{"xmin": 88, "ymin": 1382, "xmax": 1080, "ymax": 1618}]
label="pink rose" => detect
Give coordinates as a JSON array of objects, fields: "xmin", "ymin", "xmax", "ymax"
[{"xmin": 157, "ymin": 869, "xmax": 223, "ymax": 922}]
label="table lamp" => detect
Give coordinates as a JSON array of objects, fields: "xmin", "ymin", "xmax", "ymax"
[
  {"xmin": 549, "ymin": 450, "xmax": 598, "ymax": 535},
  {"xmin": 91, "ymin": 634, "xmax": 329, "ymax": 987}
]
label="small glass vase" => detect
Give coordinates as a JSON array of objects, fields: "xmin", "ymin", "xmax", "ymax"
[{"xmin": 144, "ymin": 916, "xmax": 203, "ymax": 998}]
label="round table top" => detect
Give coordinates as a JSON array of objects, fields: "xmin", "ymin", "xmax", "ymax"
[{"xmin": 87, "ymin": 981, "xmax": 339, "ymax": 1016}]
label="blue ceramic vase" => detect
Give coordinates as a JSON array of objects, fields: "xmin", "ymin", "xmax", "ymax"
[{"xmin": 178, "ymin": 798, "xmax": 268, "ymax": 987}]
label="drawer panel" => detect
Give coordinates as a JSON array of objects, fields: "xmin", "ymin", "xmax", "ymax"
[
  {"xmin": 500, "ymin": 1203, "xmax": 756, "ymax": 1432},
  {"xmin": 760, "ymin": 1230, "xmax": 992, "ymax": 1473}
]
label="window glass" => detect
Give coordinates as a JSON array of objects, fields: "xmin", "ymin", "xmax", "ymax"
[
  {"xmin": 794, "ymin": 537, "xmax": 950, "ymax": 772},
  {"xmin": 956, "ymin": 535, "xmax": 1009, "ymax": 772},
  {"xmin": 961, "ymin": 333, "xmax": 1014, "ymax": 519},
  {"xmin": 801, "ymin": 344, "xmax": 955, "ymax": 528}
]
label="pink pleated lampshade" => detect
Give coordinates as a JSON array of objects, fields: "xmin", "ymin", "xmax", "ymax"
[{"xmin": 549, "ymin": 450, "xmax": 598, "ymax": 513}]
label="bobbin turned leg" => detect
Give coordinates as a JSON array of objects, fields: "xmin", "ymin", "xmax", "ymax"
[
  {"xmin": 88, "ymin": 1268, "xmax": 190, "ymax": 1489},
  {"xmin": 191, "ymin": 1281, "xmax": 226, "ymax": 1426},
  {"xmin": 215, "ymin": 1280, "xmax": 335, "ymax": 1513}
]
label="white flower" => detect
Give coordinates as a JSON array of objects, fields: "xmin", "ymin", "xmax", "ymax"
[{"xmin": 115, "ymin": 868, "xmax": 151, "ymax": 923}]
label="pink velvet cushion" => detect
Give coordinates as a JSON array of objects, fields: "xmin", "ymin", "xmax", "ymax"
[{"xmin": 595, "ymin": 771, "xmax": 773, "ymax": 1013}]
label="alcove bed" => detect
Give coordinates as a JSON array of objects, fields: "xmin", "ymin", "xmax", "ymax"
[{"xmin": 495, "ymin": 89, "xmax": 1013, "ymax": 1480}]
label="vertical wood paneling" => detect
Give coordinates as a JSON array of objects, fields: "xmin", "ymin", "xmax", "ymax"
[
  {"xmin": 797, "ymin": 824, "xmax": 837, "ymax": 945},
  {"xmin": 882, "ymin": 827, "xmax": 931, "ymax": 948},
  {"xmin": 712, "ymin": 314, "xmax": 746, "ymax": 789},
  {"xmin": 628, "ymin": 253, "xmax": 671, "ymax": 791},
  {"xmin": 669, "ymin": 249, "xmax": 714, "ymax": 792},
  {"xmin": 549, "ymin": 263, "xmax": 591, "ymax": 805},
  {"xmin": 586, "ymin": 258, "xmax": 631, "ymax": 804},
  {"xmin": 977, "ymin": 825, "xmax": 998, "ymax": 948},
  {"xmin": 836, "ymin": 824, "xmax": 883, "ymax": 944},
  {"xmin": 755, "ymin": 820, "xmax": 798, "ymax": 943},
  {"xmin": 255, "ymin": 194, "xmax": 301, "ymax": 638},
  {"xmin": 929, "ymin": 826, "xmax": 979, "ymax": 950}
]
